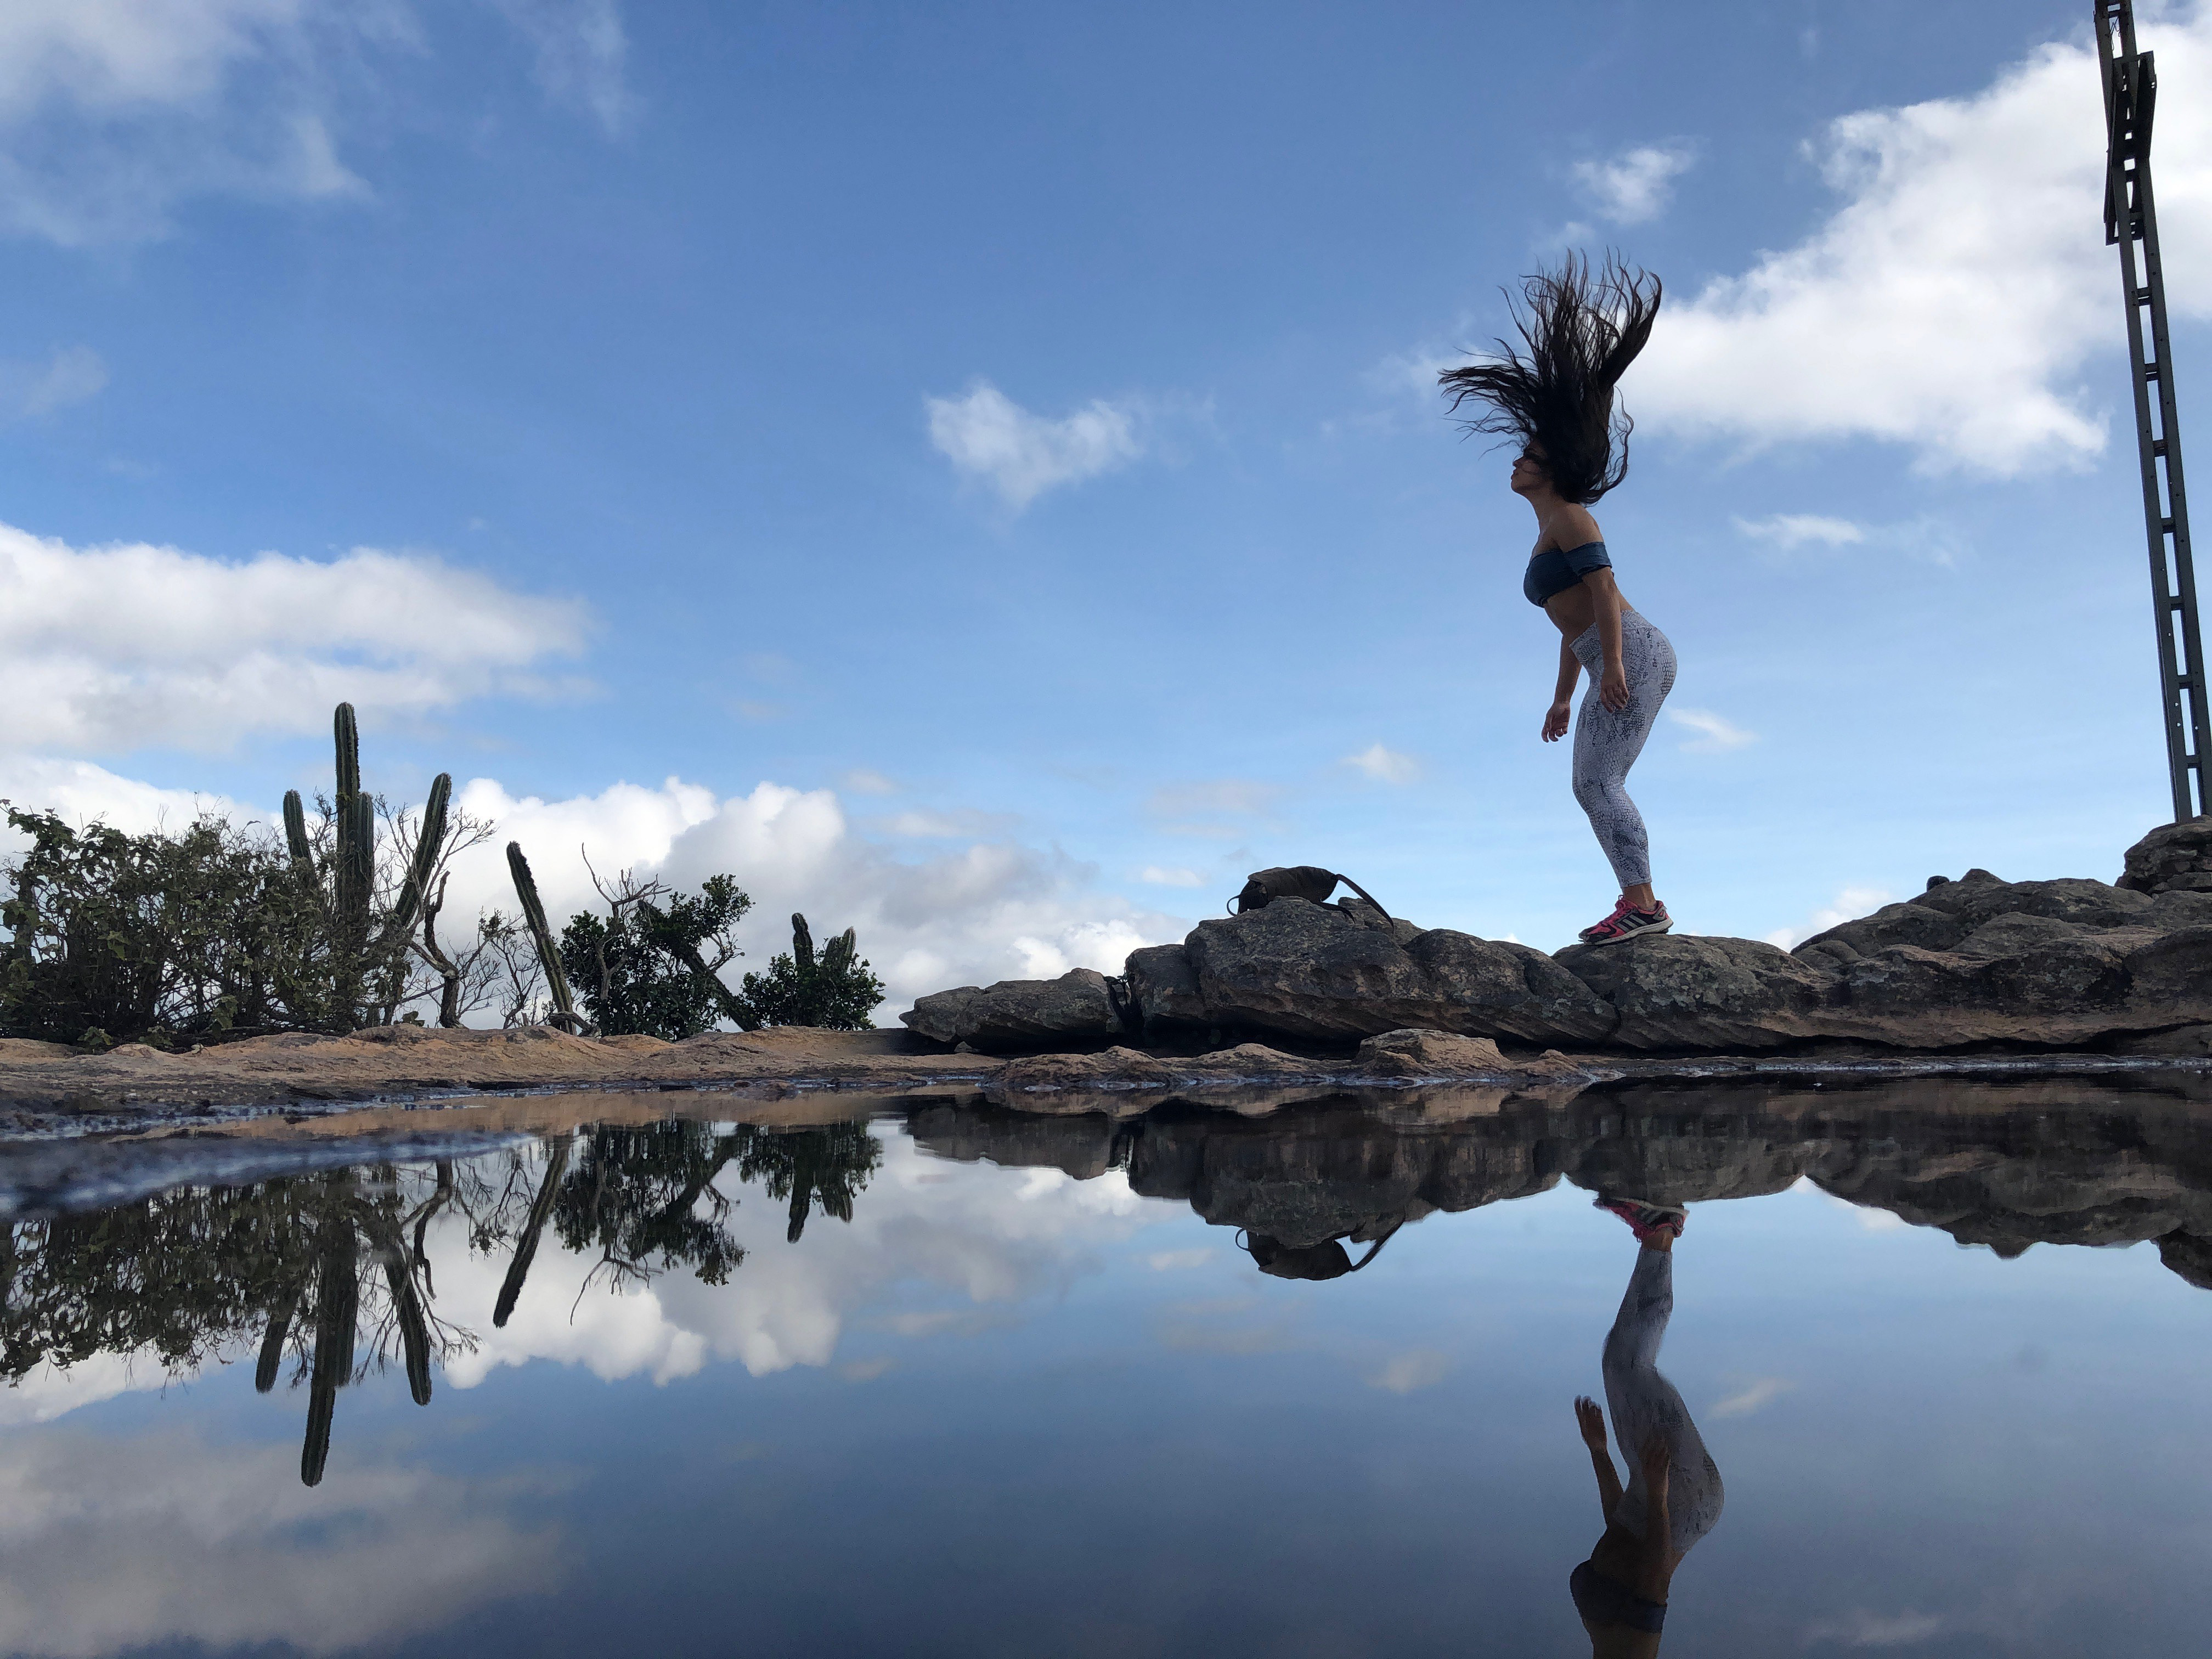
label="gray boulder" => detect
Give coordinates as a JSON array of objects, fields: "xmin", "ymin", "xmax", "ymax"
[
  {"xmin": 2121, "ymin": 820, "xmax": 2212, "ymax": 895},
  {"xmin": 901, "ymin": 968, "xmax": 1125, "ymax": 1050},
  {"xmin": 1181, "ymin": 899, "xmax": 1618, "ymax": 1046},
  {"xmin": 1554, "ymin": 935, "xmax": 1838, "ymax": 1050},
  {"xmin": 1124, "ymin": 944, "xmax": 1206, "ymax": 1032}
]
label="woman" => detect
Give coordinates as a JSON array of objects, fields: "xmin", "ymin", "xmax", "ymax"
[
  {"xmin": 1439, "ymin": 256, "xmax": 1675, "ymax": 945},
  {"xmin": 1568, "ymin": 1201, "xmax": 1725, "ymax": 1655}
]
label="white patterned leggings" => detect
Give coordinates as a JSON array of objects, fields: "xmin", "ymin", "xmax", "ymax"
[
  {"xmin": 1602, "ymin": 1246, "xmax": 1725, "ymax": 1559},
  {"xmin": 1570, "ymin": 610, "xmax": 1677, "ymax": 890}
]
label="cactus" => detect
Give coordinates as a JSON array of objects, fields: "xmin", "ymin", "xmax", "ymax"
[
  {"xmin": 495, "ymin": 1131, "xmax": 573, "ymax": 1327},
  {"xmin": 255, "ymin": 1286, "xmax": 298, "ymax": 1393},
  {"xmin": 333, "ymin": 703, "xmax": 360, "ymax": 805},
  {"xmin": 300, "ymin": 1184, "xmax": 358, "ymax": 1488},
  {"xmin": 506, "ymin": 843, "xmax": 579, "ymax": 1030},
  {"xmin": 821, "ymin": 927, "xmax": 856, "ymax": 977},
  {"xmin": 386, "ymin": 772, "xmax": 451, "ymax": 941},
  {"xmin": 791, "ymin": 912, "xmax": 815, "ymax": 973},
  {"xmin": 281, "ymin": 791, "xmax": 311, "ymax": 867}
]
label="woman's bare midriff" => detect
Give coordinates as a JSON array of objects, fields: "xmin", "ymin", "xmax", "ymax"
[{"xmin": 1543, "ymin": 583, "xmax": 1633, "ymax": 640}]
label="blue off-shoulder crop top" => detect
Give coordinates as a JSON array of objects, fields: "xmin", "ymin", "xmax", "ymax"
[{"xmin": 1524, "ymin": 540, "xmax": 1612, "ymax": 606}]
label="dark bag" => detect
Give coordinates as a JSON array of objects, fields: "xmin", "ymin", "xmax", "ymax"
[
  {"xmin": 1238, "ymin": 1218, "xmax": 1402, "ymax": 1281},
  {"xmin": 1229, "ymin": 866, "xmax": 1390, "ymax": 920}
]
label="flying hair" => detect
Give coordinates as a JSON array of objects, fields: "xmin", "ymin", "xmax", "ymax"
[{"xmin": 1437, "ymin": 252, "xmax": 1663, "ymax": 505}]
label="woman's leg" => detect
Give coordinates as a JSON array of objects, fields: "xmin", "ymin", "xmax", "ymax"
[
  {"xmin": 1570, "ymin": 614, "xmax": 1678, "ymax": 891},
  {"xmin": 1600, "ymin": 1244, "xmax": 1725, "ymax": 1560}
]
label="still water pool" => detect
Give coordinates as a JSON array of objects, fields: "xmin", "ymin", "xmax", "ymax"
[{"xmin": 4, "ymin": 1076, "xmax": 2210, "ymax": 1658}]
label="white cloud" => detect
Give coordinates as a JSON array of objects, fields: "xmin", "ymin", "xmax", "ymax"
[
  {"xmin": 0, "ymin": 520, "xmax": 587, "ymax": 752},
  {"xmin": 1631, "ymin": 14, "xmax": 2212, "ymax": 475},
  {"xmin": 0, "ymin": 0, "xmax": 631, "ymax": 245},
  {"xmin": 1342, "ymin": 743, "xmax": 1421, "ymax": 784},
  {"xmin": 926, "ymin": 381, "xmax": 1144, "ymax": 511},
  {"xmin": 1710, "ymin": 1375, "xmax": 1796, "ymax": 1418},
  {"xmin": 1571, "ymin": 142, "xmax": 1697, "ymax": 224},
  {"xmin": 1763, "ymin": 883, "xmax": 1895, "ymax": 949},
  {"xmin": 1138, "ymin": 865, "xmax": 1204, "ymax": 888},
  {"xmin": 841, "ymin": 769, "xmax": 899, "ymax": 796},
  {"xmin": 1667, "ymin": 707, "xmax": 1757, "ymax": 753},
  {"xmin": 1365, "ymin": 1349, "xmax": 1449, "ymax": 1393},
  {"xmin": 0, "ymin": 1424, "xmax": 555, "ymax": 1656},
  {"xmin": 1733, "ymin": 512, "xmax": 1866, "ymax": 551},
  {"xmin": 442, "ymin": 775, "xmax": 1186, "ymax": 1012},
  {"xmin": 444, "ymin": 1130, "xmax": 1162, "ymax": 1386},
  {"xmin": 0, "ymin": 756, "xmax": 251, "ymax": 839},
  {"xmin": 1803, "ymin": 1610, "xmax": 1947, "ymax": 1649},
  {"xmin": 484, "ymin": 0, "xmax": 633, "ymax": 134},
  {"xmin": 0, "ymin": 346, "xmax": 107, "ymax": 419},
  {"xmin": 1735, "ymin": 512, "xmax": 1966, "ymax": 567}
]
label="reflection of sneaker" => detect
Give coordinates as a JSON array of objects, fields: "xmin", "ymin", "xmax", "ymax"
[
  {"xmin": 1583, "ymin": 900, "xmax": 1671, "ymax": 946},
  {"xmin": 1595, "ymin": 1195, "xmax": 1688, "ymax": 1244}
]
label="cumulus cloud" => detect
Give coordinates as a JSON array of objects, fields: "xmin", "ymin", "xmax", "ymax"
[
  {"xmin": 444, "ymin": 1128, "xmax": 1160, "ymax": 1386},
  {"xmin": 1667, "ymin": 708, "xmax": 1757, "ymax": 753},
  {"xmin": 1572, "ymin": 142, "xmax": 1697, "ymax": 223},
  {"xmin": 1711, "ymin": 1375, "xmax": 1796, "ymax": 1418},
  {"xmin": 1138, "ymin": 865, "xmax": 1204, "ymax": 888},
  {"xmin": 1763, "ymin": 883, "xmax": 1894, "ymax": 950},
  {"xmin": 0, "ymin": 520, "xmax": 587, "ymax": 753},
  {"xmin": 484, "ymin": 0, "xmax": 633, "ymax": 133},
  {"xmin": 0, "ymin": 0, "xmax": 631, "ymax": 244},
  {"xmin": 1365, "ymin": 1348, "xmax": 1449, "ymax": 1393},
  {"xmin": 0, "ymin": 1425, "xmax": 555, "ymax": 1656},
  {"xmin": 926, "ymin": 381, "xmax": 1144, "ymax": 511},
  {"xmin": 0, "ymin": 345, "xmax": 107, "ymax": 419},
  {"xmin": 441, "ymin": 775, "xmax": 1186, "ymax": 1012},
  {"xmin": 1733, "ymin": 512, "xmax": 1867, "ymax": 551},
  {"xmin": 1342, "ymin": 743, "xmax": 1421, "ymax": 784},
  {"xmin": 1631, "ymin": 13, "xmax": 2212, "ymax": 475},
  {"xmin": 1736, "ymin": 512, "xmax": 1966, "ymax": 567}
]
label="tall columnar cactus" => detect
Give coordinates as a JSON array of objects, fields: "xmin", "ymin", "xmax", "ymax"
[
  {"xmin": 791, "ymin": 913, "xmax": 815, "ymax": 973},
  {"xmin": 506, "ymin": 843, "xmax": 579, "ymax": 1030},
  {"xmin": 334, "ymin": 703, "xmax": 360, "ymax": 805},
  {"xmin": 281, "ymin": 791, "xmax": 312, "ymax": 867},
  {"xmin": 386, "ymin": 772, "xmax": 452, "ymax": 941},
  {"xmin": 821, "ymin": 927, "xmax": 856, "ymax": 978}
]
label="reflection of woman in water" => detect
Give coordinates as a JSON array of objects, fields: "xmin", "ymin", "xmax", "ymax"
[{"xmin": 1569, "ymin": 1200, "xmax": 1724, "ymax": 1654}]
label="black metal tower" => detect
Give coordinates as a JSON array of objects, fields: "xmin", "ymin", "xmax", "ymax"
[{"xmin": 2100, "ymin": 0, "xmax": 2210, "ymax": 820}]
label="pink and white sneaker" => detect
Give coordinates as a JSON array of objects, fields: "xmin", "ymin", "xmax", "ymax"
[
  {"xmin": 1581, "ymin": 899, "xmax": 1672, "ymax": 947},
  {"xmin": 1595, "ymin": 1196, "xmax": 1688, "ymax": 1245},
  {"xmin": 1577, "ymin": 896, "xmax": 1631, "ymax": 943}
]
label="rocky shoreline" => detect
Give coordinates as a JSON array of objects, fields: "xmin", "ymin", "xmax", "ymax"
[
  {"xmin": 10, "ymin": 824, "xmax": 2212, "ymax": 1139},
  {"xmin": 905, "ymin": 823, "xmax": 2212, "ymax": 1060}
]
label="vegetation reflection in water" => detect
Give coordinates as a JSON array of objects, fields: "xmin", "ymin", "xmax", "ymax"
[
  {"xmin": 9, "ymin": 1075, "xmax": 2212, "ymax": 1491},
  {"xmin": 0, "ymin": 1121, "xmax": 881, "ymax": 1485}
]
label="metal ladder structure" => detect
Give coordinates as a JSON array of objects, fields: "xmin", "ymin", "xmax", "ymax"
[{"xmin": 2100, "ymin": 0, "xmax": 2210, "ymax": 821}]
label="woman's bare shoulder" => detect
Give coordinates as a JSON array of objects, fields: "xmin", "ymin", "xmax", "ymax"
[{"xmin": 1559, "ymin": 504, "xmax": 1604, "ymax": 547}]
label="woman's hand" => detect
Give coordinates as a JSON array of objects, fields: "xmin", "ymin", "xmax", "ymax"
[
  {"xmin": 1575, "ymin": 1396, "xmax": 1608, "ymax": 1452},
  {"xmin": 1639, "ymin": 1431, "xmax": 1672, "ymax": 1485},
  {"xmin": 1599, "ymin": 666, "xmax": 1631, "ymax": 713},
  {"xmin": 1543, "ymin": 699, "xmax": 1572, "ymax": 742}
]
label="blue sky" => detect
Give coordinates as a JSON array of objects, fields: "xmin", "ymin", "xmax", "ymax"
[{"xmin": 0, "ymin": 0, "xmax": 2205, "ymax": 1009}]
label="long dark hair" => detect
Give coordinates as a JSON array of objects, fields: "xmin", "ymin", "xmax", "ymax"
[{"xmin": 1437, "ymin": 253, "xmax": 1662, "ymax": 505}]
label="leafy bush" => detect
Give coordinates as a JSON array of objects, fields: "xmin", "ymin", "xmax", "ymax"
[
  {"xmin": 0, "ymin": 806, "xmax": 329, "ymax": 1046},
  {"xmin": 558, "ymin": 873, "xmax": 753, "ymax": 1041},
  {"xmin": 736, "ymin": 915, "xmax": 884, "ymax": 1031}
]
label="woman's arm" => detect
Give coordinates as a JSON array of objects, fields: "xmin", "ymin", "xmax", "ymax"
[
  {"xmin": 1544, "ymin": 639, "xmax": 1581, "ymax": 742},
  {"xmin": 1584, "ymin": 568, "xmax": 1630, "ymax": 712},
  {"xmin": 1575, "ymin": 1397, "xmax": 1623, "ymax": 1519}
]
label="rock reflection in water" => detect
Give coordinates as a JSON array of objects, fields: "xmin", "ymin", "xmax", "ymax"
[
  {"xmin": 909, "ymin": 1073, "xmax": 2212, "ymax": 1291},
  {"xmin": 0, "ymin": 1120, "xmax": 881, "ymax": 1485}
]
